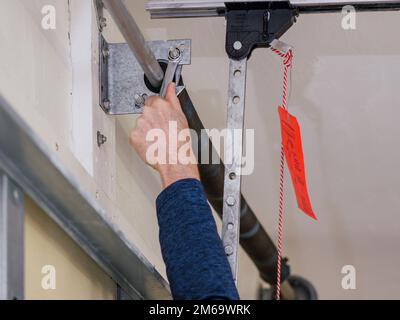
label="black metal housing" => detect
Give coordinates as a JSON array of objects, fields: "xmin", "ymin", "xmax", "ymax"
[{"xmin": 225, "ymin": 2, "xmax": 298, "ymax": 60}]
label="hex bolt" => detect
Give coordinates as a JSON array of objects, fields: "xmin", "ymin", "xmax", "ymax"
[
  {"xmin": 226, "ymin": 196, "xmax": 236, "ymax": 207},
  {"xmin": 168, "ymin": 47, "xmax": 181, "ymax": 60},
  {"xmin": 97, "ymin": 131, "xmax": 107, "ymax": 147}
]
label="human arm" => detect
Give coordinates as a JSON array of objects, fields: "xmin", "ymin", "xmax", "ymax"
[{"xmin": 129, "ymin": 83, "xmax": 239, "ymax": 300}]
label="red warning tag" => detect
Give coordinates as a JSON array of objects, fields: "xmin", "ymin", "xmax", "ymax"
[{"xmin": 278, "ymin": 106, "xmax": 317, "ymax": 220}]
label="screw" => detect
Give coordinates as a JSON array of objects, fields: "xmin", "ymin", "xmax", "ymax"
[
  {"xmin": 102, "ymin": 47, "xmax": 110, "ymax": 58},
  {"xmin": 13, "ymin": 189, "xmax": 20, "ymax": 203},
  {"xmin": 97, "ymin": 131, "xmax": 107, "ymax": 147},
  {"xmin": 100, "ymin": 17, "xmax": 107, "ymax": 30},
  {"xmin": 226, "ymin": 196, "xmax": 236, "ymax": 207},
  {"xmin": 102, "ymin": 99, "xmax": 111, "ymax": 111}
]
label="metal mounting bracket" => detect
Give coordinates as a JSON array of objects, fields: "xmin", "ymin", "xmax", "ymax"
[{"xmin": 99, "ymin": 36, "xmax": 191, "ymax": 115}]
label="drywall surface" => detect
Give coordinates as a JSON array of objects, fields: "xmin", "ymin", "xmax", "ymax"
[
  {"xmin": 25, "ymin": 196, "xmax": 116, "ymax": 299},
  {"xmin": 69, "ymin": 0, "xmax": 94, "ymax": 175},
  {"xmin": 1, "ymin": 0, "xmax": 400, "ymax": 300}
]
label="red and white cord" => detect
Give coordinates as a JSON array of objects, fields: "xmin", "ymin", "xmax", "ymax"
[{"xmin": 270, "ymin": 45, "xmax": 293, "ymax": 300}]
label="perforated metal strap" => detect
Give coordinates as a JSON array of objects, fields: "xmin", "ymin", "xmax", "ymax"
[{"xmin": 221, "ymin": 58, "xmax": 247, "ymax": 281}]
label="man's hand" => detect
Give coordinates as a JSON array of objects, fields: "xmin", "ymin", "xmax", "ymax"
[{"xmin": 130, "ymin": 83, "xmax": 200, "ymax": 189}]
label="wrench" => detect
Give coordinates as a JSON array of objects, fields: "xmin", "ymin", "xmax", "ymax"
[{"xmin": 159, "ymin": 47, "xmax": 184, "ymax": 99}]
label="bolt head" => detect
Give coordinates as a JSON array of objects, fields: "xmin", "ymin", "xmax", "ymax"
[
  {"xmin": 97, "ymin": 131, "xmax": 107, "ymax": 147},
  {"xmin": 226, "ymin": 196, "xmax": 236, "ymax": 207},
  {"xmin": 225, "ymin": 246, "xmax": 233, "ymax": 255},
  {"xmin": 168, "ymin": 47, "xmax": 181, "ymax": 60},
  {"xmin": 103, "ymin": 99, "xmax": 111, "ymax": 111},
  {"xmin": 102, "ymin": 48, "xmax": 110, "ymax": 58},
  {"xmin": 100, "ymin": 17, "xmax": 107, "ymax": 29},
  {"xmin": 13, "ymin": 189, "xmax": 20, "ymax": 203},
  {"xmin": 233, "ymin": 41, "xmax": 242, "ymax": 51}
]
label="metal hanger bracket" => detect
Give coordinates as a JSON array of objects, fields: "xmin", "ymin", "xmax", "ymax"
[
  {"xmin": 94, "ymin": 0, "xmax": 191, "ymax": 115},
  {"xmin": 99, "ymin": 36, "xmax": 191, "ymax": 115}
]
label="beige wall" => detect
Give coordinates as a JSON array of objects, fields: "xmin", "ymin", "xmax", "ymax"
[{"xmin": 24, "ymin": 196, "xmax": 116, "ymax": 300}]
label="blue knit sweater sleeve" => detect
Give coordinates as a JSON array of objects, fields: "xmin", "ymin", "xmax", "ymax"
[{"xmin": 156, "ymin": 178, "xmax": 240, "ymax": 300}]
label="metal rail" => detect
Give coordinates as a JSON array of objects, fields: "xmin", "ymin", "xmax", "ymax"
[
  {"xmin": 103, "ymin": 0, "xmax": 164, "ymax": 88},
  {"xmin": 146, "ymin": 0, "xmax": 400, "ymax": 18},
  {"xmin": 0, "ymin": 172, "xmax": 24, "ymax": 300}
]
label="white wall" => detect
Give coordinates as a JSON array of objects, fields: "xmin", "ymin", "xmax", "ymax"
[{"xmin": 69, "ymin": 0, "xmax": 94, "ymax": 175}]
